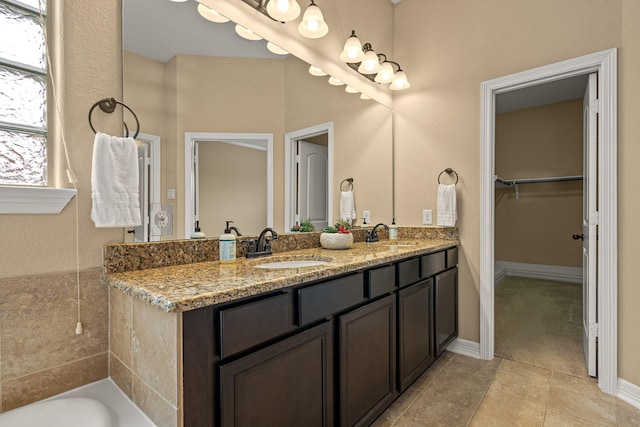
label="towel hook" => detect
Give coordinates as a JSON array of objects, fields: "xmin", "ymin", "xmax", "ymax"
[
  {"xmin": 438, "ymin": 168, "xmax": 459, "ymax": 185},
  {"xmin": 88, "ymin": 97, "xmax": 140, "ymax": 139},
  {"xmin": 340, "ymin": 178, "xmax": 354, "ymax": 191}
]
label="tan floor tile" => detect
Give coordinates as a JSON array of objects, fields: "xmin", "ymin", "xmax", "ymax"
[
  {"xmin": 544, "ymin": 407, "xmax": 612, "ymax": 426},
  {"xmin": 397, "ymin": 391, "xmax": 476, "ymax": 427},
  {"xmin": 374, "ymin": 386, "xmax": 422, "ymax": 424},
  {"xmin": 551, "ymin": 372, "xmax": 612, "ymax": 402},
  {"xmin": 486, "ymin": 368, "xmax": 551, "ymax": 405},
  {"xmin": 499, "ymin": 359, "xmax": 553, "ymax": 383},
  {"xmin": 411, "ymin": 366, "xmax": 442, "ymax": 390},
  {"xmin": 547, "ymin": 387, "xmax": 617, "ymax": 426},
  {"xmin": 616, "ymin": 398, "xmax": 640, "ymax": 427},
  {"xmin": 470, "ymin": 389, "xmax": 545, "ymax": 427}
]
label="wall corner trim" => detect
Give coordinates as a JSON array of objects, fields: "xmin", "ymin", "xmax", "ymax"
[
  {"xmin": 618, "ymin": 378, "xmax": 640, "ymax": 410},
  {"xmin": 446, "ymin": 338, "xmax": 481, "ymax": 359}
]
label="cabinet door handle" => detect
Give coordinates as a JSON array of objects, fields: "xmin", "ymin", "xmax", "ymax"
[{"xmin": 572, "ymin": 233, "xmax": 584, "ymax": 241}]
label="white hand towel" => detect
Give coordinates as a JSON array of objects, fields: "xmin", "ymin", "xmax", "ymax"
[
  {"xmin": 340, "ymin": 190, "xmax": 356, "ymax": 223},
  {"xmin": 91, "ymin": 132, "xmax": 142, "ymax": 228},
  {"xmin": 437, "ymin": 184, "xmax": 457, "ymax": 227}
]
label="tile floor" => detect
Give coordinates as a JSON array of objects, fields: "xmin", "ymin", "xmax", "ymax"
[{"xmin": 372, "ymin": 277, "xmax": 640, "ymax": 426}]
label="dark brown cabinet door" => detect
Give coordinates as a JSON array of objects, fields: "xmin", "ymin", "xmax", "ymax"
[
  {"xmin": 435, "ymin": 267, "xmax": 458, "ymax": 356},
  {"xmin": 339, "ymin": 295, "xmax": 396, "ymax": 427},
  {"xmin": 398, "ymin": 279, "xmax": 435, "ymax": 392},
  {"xmin": 219, "ymin": 322, "xmax": 333, "ymax": 427}
]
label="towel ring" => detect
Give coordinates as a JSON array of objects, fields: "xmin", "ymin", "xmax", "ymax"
[
  {"xmin": 340, "ymin": 178, "xmax": 354, "ymax": 191},
  {"xmin": 88, "ymin": 97, "xmax": 140, "ymax": 139},
  {"xmin": 438, "ymin": 168, "xmax": 459, "ymax": 185}
]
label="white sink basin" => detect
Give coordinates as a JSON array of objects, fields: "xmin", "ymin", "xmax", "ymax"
[{"xmin": 254, "ymin": 260, "xmax": 329, "ymax": 269}]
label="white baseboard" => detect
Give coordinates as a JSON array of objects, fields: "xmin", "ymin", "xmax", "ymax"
[
  {"xmin": 496, "ymin": 260, "xmax": 582, "ymax": 283},
  {"xmin": 446, "ymin": 338, "xmax": 481, "ymax": 359},
  {"xmin": 618, "ymin": 378, "xmax": 640, "ymax": 410}
]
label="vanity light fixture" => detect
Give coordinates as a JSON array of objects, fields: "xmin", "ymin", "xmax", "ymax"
[
  {"xmin": 298, "ymin": 0, "xmax": 328, "ymax": 39},
  {"xmin": 266, "ymin": 0, "xmax": 301, "ymax": 22},
  {"xmin": 267, "ymin": 42, "xmax": 289, "ymax": 55},
  {"xmin": 196, "ymin": 3, "xmax": 229, "ymax": 23},
  {"xmin": 308, "ymin": 65, "xmax": 327, "ymax": 76},
  {"xmin": 328, "ymin": 76, "xmax": 345, "ymax": 86},
  {"xmin": 341, "ymin": 30, "xmax": 411, "ymax": 90},
  {"xmin": 235, "ymin": 24, "xmax": 263, "ymax": 41}
]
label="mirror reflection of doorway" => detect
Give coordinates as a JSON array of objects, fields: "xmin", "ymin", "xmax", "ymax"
[
  {"xmin": 285, "ymin": 122, "xmax": 333, "ymax": 232},
  {"xmin": 131, "ymin": 132, "xmax": 161, "ymax": 243}
]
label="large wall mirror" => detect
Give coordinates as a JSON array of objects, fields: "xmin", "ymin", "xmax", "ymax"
[{"xmin": 123, "ymin": 0, "xmax": 393, "ymax": 241}]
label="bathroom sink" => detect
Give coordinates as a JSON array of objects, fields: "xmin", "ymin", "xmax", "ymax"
[{"xmin": 251, "ymin": 255, "xmax": 333, "ymax": 269}]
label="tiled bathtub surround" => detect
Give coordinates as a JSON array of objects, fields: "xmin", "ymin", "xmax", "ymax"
[
  {"xmin": 0, "ymin": 269, "xmax": 108, "ymax": 412},
  {"xmin": 103, "ymin": 226, "xmax": 458, "ymax": 273}
]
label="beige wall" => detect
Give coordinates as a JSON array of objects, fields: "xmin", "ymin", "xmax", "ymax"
[
  {"xmin": 495, "ymin": 100, "xmax": 583, "ymax": 267},
  {"xmin": 197, "ymin": 142, "xmax": 268, "ymax": 237},
  {"xmin": 394, "ymin": 0, "xmax": 640, "ymax": 386}
]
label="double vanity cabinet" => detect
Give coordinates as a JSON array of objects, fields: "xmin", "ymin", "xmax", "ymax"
[{"xmin": 182, "ymin": 246, "xmax": 458, "ymax": 427}]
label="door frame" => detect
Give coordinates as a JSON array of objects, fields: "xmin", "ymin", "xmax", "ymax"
[
  {"xmin": 134, "ymin": 132, "xmax": 161, "ymax": 242},
  {"xmin": 284, "ymin": 122, "xmax": 334, "ymax": 231},
  {"xmin": 184, "ymin": 132, "xmax": 274, "ymax": 238},
  {"xmin": 479, "ymin": 49, "xmax": 617, "ymax": 393}
]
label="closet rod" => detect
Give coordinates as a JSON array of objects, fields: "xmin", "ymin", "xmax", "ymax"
[{"xmin": 495, "ymin": 175, "xmax": 583, "ymax": 186}]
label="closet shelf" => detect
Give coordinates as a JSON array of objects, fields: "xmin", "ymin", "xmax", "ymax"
[{"xmin": 495, "ymin": 175, "xmax": 583, "ymax": 187}]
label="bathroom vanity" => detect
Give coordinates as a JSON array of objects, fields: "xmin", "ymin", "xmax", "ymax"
[{"xmin": 103, "ymin": 231, "xmax": 458, "ymax": 427}]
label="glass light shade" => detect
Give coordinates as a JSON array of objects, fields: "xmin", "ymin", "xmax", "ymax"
[
  {"xmin": 266, "ymin": 0, "xmax": 301, "ymax": 22},
  {"xmin": 389, "ymin": 70, "xmax": 411, "ymax": 90},
  {"xmin": 267, "ymin": 42, "xmax": 289, "ymax": 55},
  {"xmin": 357, "ymin": 50, "xmax": 381, "ymax": 74},
  {"xmin": 308, "ymin": 65, "xmax": 327, "ymax": 76},
  {"xmin": 345, "ymin": 86, "xmax": 359, "ymax": 94},
  {"xmin": 360, "ymin": 93, "xmax": 371, "ymax": 100},
  {"xmin": 339, "ymin": 34, "xmax": 365, "ymax": 63},
  {"xmin": 328, "ymin": 76, "xmax": 344, "ymax": 86},
  {"xmin": 298, "ymin": 3, "xmax": 328, "ymax": 39},
  {"xmin": 235, "ymin": 24, "xmax": 262, "ymax": 41},
  {"xmin": 196, "ymin": 3, "xmax": 229, "ymax": 23},
  {"xmin": 374, "ymin": 62, "xmax": 396, "ymax": 83}
]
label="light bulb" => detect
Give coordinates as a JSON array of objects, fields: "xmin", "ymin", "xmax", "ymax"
[
  {"xmin": 390, "ymin": 70, "xmax": 411, "ymax": 90},
  {"xmin": 345, "ymin": 86, "xmax": 359, "ymax": 94},
  {"xmin": 197, "ymin": 3, "xmax": 229, "ymax": 23},
  {"xmin": 267, "ymin": 42, "xmax": 289, "ymax": 55},
  {"xmin": 298, "ymin": 2, "xmax": 328, "ymax": 39},
  {"xmin": 357, "ymin": 50, "xmax": 381, "ymax": 74},
  {"xmin": 309, "ymin": 65, "xmax": 327, "ymax": 76},
  {"xmin": 339, "ymin": 31, "xmax": 365, "ymax": 63},
  {"xmin": 360, "ymin": 93, "xmax": 371, "ymax": 100},
  {"xmin": 374, "ymin": 62, "xmax": 396, "ymax": 84},
  {"xmin": 328, "ymin": 76, "xmax": 344, "ymax": 86},
  {"xmin": 267, "ymin": 0, "xmax": 301, "ymax": 22}
]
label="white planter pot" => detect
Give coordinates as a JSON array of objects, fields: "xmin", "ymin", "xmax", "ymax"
[{"xmin": 320, "ymin": 232, "xmax": 353, "ymax": 250}]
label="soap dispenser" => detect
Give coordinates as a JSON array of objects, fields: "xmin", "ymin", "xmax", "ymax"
[
  {"xmin": 191, "ymin": 221, "xmax": 206, "ymax": 239},
  {"xmin": 389, "ymin": 220, "xmax": 398, "ymax": 240},
  {"xmin": 219, "ymin": 221, "xmax": 237, "ymax": 263}
]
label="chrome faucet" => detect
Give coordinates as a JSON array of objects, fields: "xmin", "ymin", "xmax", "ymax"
[
  {"xmin": 245, "ymin": 227, "xmax": 278, "ymax": 258},
  {"xmin": 366, "ymin": 223, "xmax": 389, "ymax": 243}
]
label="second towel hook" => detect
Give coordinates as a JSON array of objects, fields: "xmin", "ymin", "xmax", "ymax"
[
  {"xmin": 438, "ymin": 168, "xmax": 459, "ymax": 185},
  {"xmin": 340, "ymin": 178, "xmax": 354, "ymax": 191}
]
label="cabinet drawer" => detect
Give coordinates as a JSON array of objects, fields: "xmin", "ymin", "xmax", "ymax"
[
  {"xmin": 446, "ymin": 247, "xmax": 458, "ymax": 268},
  {"xmin": 421, "ymin": 251, "xmax": 446, "ymax": 277},
  {"xmin": 398, "ymin": 258, "xmax": 420, "ymax": 288},
  {"xmin": 367, "ymin": 264, "xmax": 396, "ymax": 298},
  {"xmin": 298, "ymin": 273, "xmax": 364, "ymax": 326},
  {"xmin": 219, "ymin": 292, "xmax": 294, "ymax": 358}
]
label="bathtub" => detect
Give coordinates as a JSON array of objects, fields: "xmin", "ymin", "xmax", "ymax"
[{"xmin": 0, "ymin": 378, "xmax": 156, "ymax": 427}]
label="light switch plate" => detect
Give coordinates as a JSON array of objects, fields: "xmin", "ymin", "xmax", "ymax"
[
  {"xmin": 422, "ymin": 209, "xmax": 433, "ymax": 225},
  {"xmin": 362, "ymin": 210, "xmax": 371, "ymax": 224},
  {"xmin": 167, "ymin": 189, "xmax": 176, "ymax": 200}
]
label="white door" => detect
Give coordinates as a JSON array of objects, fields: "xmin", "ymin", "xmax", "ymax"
[
  {"xmin": 297, "ymin": 140, "xmax": 328, "ymax": 230},
  {"xmin": 582, "ymin": 73, "xmax": 598, "ymax": 377},
  {"xmin": 134, "ymin": 143, "xmax": 150, "ymax": 242}
]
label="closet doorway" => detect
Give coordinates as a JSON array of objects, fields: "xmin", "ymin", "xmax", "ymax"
[{"xmin": 479, "ymin": 49, "xmax": 618, "ymax": 394}]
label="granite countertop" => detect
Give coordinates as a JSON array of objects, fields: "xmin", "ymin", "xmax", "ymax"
[{"xmin": 102, "ymin": 239, "xmax": 458, "ymax": 313}]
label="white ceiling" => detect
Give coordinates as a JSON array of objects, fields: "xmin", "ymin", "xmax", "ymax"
[{"xmin": 124, "ymin": 0, "xmax": 587, "ymax": 113}]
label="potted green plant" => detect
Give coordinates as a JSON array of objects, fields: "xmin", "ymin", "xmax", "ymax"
[
  {"xmin": 290, "ymin": 218, "xmax": 315, "ymax": 232},
  {"xmin": 320, "ymin": 220, "xmax": 353, "ymax": 249}
]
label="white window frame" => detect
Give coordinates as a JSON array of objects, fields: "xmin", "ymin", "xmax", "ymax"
[{"xmin": 0, "ymin": 0, "xmax": 76, "ymax": 214}]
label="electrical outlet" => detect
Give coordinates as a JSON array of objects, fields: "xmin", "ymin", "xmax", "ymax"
[
  {"xmin": 167, "ymin": 188, "xmax": 176, "ymax": 200},
  {"xmin": 362, "ymin": 210, "xmax": 371, "ymax": 224},
  {"xmin": 422, "ymin": 209, "xmax": 433, "ymax": 225}
]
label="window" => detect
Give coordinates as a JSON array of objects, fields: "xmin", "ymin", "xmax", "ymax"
[{"xmin": 0, "ymin": 0, "xmax": 47, "ymax": 186}]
